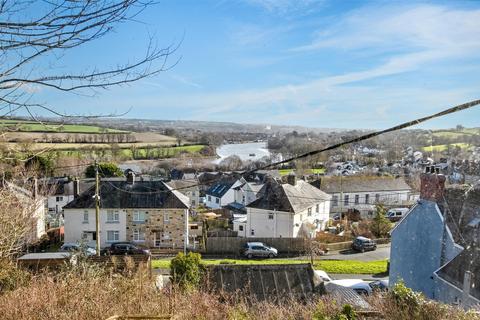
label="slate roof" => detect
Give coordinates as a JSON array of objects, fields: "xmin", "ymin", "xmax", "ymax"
[
  {"xmin": 436, "ymin": 245, "xmax": 480, "ymax": 300},
  {"xmin": 205, "ymin": 177, "xmax": 239, "ymax": 198},
  {"xmin": 165, "ymin": 179, "xmax": 199, "ymax": 191},
  {"xmin": 317, "ymin": 176, "xmax": 412, "ymax": 193},
  {"xmin": 436, "ymin": 184, "xmax": 480, "ymax": 298},
  {"xmin": 63, "ymin": 179, "xmax": 189, "ymax": 209},
  {"xmin": 206, "ymin": 263, "xmax": 323, "ymax": 301},
  {"xmin": 247, "ymin": 179, "xmax": 331, "ymax": 213}
]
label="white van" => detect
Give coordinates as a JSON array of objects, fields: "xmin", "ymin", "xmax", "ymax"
[{"xmin": 385, "ymin": 208, "xmax": 409, "ymax": 222}]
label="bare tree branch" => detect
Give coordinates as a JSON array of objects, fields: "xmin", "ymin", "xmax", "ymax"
[{"xmin": 0, "ymin": 0, "xmax": 179, "ymax": 120}]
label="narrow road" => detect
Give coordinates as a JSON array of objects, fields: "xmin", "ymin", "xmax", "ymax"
[{"xmin": 323, "ymin": 245, "xmax": 390, "ymax": 262}]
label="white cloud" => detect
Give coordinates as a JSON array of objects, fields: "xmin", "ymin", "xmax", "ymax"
[
  {"xmin": 293, "ymin": 4, "xmax": 480, "ymax": 54},
  {"xmin": 245, "ymin": 0, "xmax": 323, "ymax": 15}
]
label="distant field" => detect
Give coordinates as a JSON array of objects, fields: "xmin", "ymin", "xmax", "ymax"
[
  {"xmin": 432, "ymin": 128, "xmax": 480, "ymax": 138},
  {"xmin": 279, "ymin": 168, "xmax": 325, "ymax": 176},
  {"xmin": 422, "ymin": 143, "xmax": 471, "ymax": 152},
  {"xmin": 0, "ymin": 120, "xmax": 126, "ymax": 133},
  {"xmin": 7, "ymin": 142, "xmax": 205, "ymax": 154}
]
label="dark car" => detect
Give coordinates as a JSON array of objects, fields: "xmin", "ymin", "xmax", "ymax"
[
  {"xmin": 101, "ymin": 242, "xmax": 150, "ymax": 256},
  {"xmin": 351, "ymin": 236, "xmax": 377, "ymax": 253}
]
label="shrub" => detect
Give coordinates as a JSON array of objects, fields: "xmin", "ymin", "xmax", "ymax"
[
  {"xmin": 369, "ymin": 204, "xmax": 392, "ymax": 238},
  {"xmin": 170, "ymin": 252, "xmax": 205, "ymax": 290},
  {"xmin": 388, "ymin": 280, "xmax": 423, "ymax": 317},
  {"xmin": 0, "ymin": 260, "xmax": 30, "ymax": 293},
  {"xmin": 85, "ymin": 162, "xmax": 123, "ymax": 178}
]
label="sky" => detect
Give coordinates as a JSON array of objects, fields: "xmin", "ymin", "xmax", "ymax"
[{"xmin": 29, "ymin": 0, "xmax": 480, "ymax": 129}]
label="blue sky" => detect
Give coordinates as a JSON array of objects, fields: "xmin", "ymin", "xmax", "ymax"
[{"xmin": 32, "ymin": 0, "xmax": 480, "ymax": 129}]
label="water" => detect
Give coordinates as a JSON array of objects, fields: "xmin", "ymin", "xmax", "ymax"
[{"xmin": 214, "ymin": 142, "xmax": 271, "ymax": 164}]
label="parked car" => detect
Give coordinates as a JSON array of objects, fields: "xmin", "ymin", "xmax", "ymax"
[
  {"xmin": 330, "ymin": 279, "xmax": 389, "ymax": 295},
  {"xmin": 314, "ymin": 269, "xmax": 332, "ymax": 282},
  {"xmin": 241, "ymin": 242, "xmax": 278, "ymax": 259},
  {"xmin": 385, "ymin": 208, "xmax": 409, "ymax": 222},
  {"xmin": 329, "ymin": 279, "xmax": 373, "ymax": 295},
  {"xmin": 369, "ymin": 279, "xmax": 389, "ymax": 292},
  {"xmin": 351, "ymin": 236, "xmax": 377, "ymax": 253},
  {"xmin": 60, "ymin": 243, "xmax": 96, "ymax": 256},
  {"xmin": 101, "ymin": 242, "xmax": 150, "ymax": 256}
]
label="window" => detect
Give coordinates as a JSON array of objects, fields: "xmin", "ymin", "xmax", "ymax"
[
  {"xmin": 191, "ymin": 200, "xmax": 196, "ymax": 206},
  {"xmin": 133, "ymin": 229, "xmax": 145, "ymax": 242},
  {"xmin": 365, "ymin": 194, "xmax": 370, "ymax": 204},
  {"xmin": 344, "ymin": 195, "xmax": 349, "ymax": 206},
  {"xmin": 83, "ymin": 211, "xmax": 89, "ymax": 223},
  {"xmin": 307, "ymin": 208, "xmax": 312, "ymax": 216},
  {"xmin": 107, "ymin": 231, "xmax": 119, "ymax": 242},
  {"xmin": 355, "ymin": 195, "xmax": 359, "ymax": 205},
  {"xmin": 268, "ymin": 213, "xmax": 274, "ymax": 220},
  {"xmin": 133, "ymin": 210, "xmax": 145, "ymax": 222},
  {"xmin": 207, "ymin": 195, "xmax": 211, "ymax": 201},
  {"xmin": 332, "ymin": 195, "xmax": 338, "ymax": 207},
  {"xmin": 239, "ymin": 225, "xmax": 244, "ymax": 231},
  {"xmin": 250, "ymin": 229, "xmax": 255, "ymax": 236},
  {"xmin": 163, "ymin": 212, "xmax": 170, "ymax": 223},
  {"xmin": 106, "ymin": 210, "xmax": 119, "ymax": 223},
  {"xmin": 81, "ymin": 232, "xmax": 88, "ymax": 240},
  {"xmin": 316, "ymin": 204, "xmax": 319, "ymax": 213},
  {"xmin": 190, "ymin": 225, "xmax": 198, "ymax": 230},
  {"xmin": 192, "ymin": 191, "xmax": 195, "ymax": 196},
  {"xmin": 215, "ymin": 197, "xmax": 220, "ymax": 204},
  {"xmin": 375, "ymin": 194, "xmax": 380, "ymax": 203},
  {"xmin": 56, "ymin": 196, "xmax": 63, "ymax": 202},
  {"xmin": 242, "ymin": 195, "xmax": 246, "ymax": 204}
]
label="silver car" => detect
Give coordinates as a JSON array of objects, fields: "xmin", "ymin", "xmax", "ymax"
[{"xmin": 241, "ymin": 242, "xmax": 278, "ymax": 259}]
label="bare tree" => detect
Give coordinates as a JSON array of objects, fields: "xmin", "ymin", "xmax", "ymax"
[
  {"xmin": 0, "ymin": 0, "xmax": 178, "ymax": 121},
  {"xmin": 0, "ymin": 188, "xmax": 37, "ymax": 259}
]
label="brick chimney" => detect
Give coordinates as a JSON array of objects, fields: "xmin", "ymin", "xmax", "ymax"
[
  {"xmin": 420, "ymin": 166, "xmax": 446, "ymax": 202},
  {"xmin": 73, "ymin": 179, "xmax": 80, "ymax": 198},
  {"xmin": 286, "ymin": 173, "xmax": 297, "ymax": 186}
]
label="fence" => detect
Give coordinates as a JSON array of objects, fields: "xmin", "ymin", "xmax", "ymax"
[
  {"xmin": 206, "ymin": 237, "xmax": 310, "ymax": 255},
  {"xmin": 206, "ymin": 237, "xmax": 391, "ymax": 255}
]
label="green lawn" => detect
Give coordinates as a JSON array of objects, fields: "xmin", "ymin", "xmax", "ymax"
[
  {"xmin": 0, "ymin": 120, "xmax": 127, "ymax": 133},
  {"xmin": 422, "ymin": 143, "xmax": 471, "ymax": 152},
  {"xmin": 152, "ymin": 258, "xmax": 388, "ymax": 275},
  {"xmin": 118, "ymin": 144, "xmax": 206, "ymax": 158},
  {"xmin": 278, "ymin": 168, "xmax": 325, "ymax": 176}
]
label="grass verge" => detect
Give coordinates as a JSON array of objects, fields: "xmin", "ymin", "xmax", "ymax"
[{"xmin": 152, "ymin": 258, "xmax": 388, "ymax": 274}]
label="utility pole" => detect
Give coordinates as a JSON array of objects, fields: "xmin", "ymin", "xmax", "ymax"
[
  {"xmin": 184, "ymin": 208, "xmax": 189, "ymax": 255},
  {"xmin": 95, "ymin": 161, "xmax": 101, "ymax": 256}
]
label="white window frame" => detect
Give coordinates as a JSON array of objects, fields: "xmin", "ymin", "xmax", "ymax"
[
  {"xmin": 307, "ymin": 208, "xmax": 312, "ymax": 216},
  {"xmin": 106, "ymin": 230, "xmax": 119, "ymax": 243},
  {"xmin": 106, "ymin": 210, "xmax": 120, "ymax": 223},
  {"xmin": 268, "ymin": 213, "xmax": 274, "ymax": 220},
  {"xmin": 133, "ymin": 229, "xmax": 145, "ymax": 242},
  {"xmin": 83, "ymin": 210, "xmax": 89, "ymax": 223},
  {"xmin": 316, "ymin": 204, "xmax": 319, "ymax": 213},
  {"xmin": 164, "ymin": 212, "xmax": 170, "ymax": 223},
  {"xmin": 332, "ymin": 195, "xmax": 338, "ymax": 207},
  {"xmin": 133, "ymin": 210, "xmax": 145, "ymax": 222}
]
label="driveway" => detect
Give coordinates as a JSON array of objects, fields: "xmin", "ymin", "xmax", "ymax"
[{"xmin": 324, "ymin": 244, "xmax": 390, "ymax": 262}]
